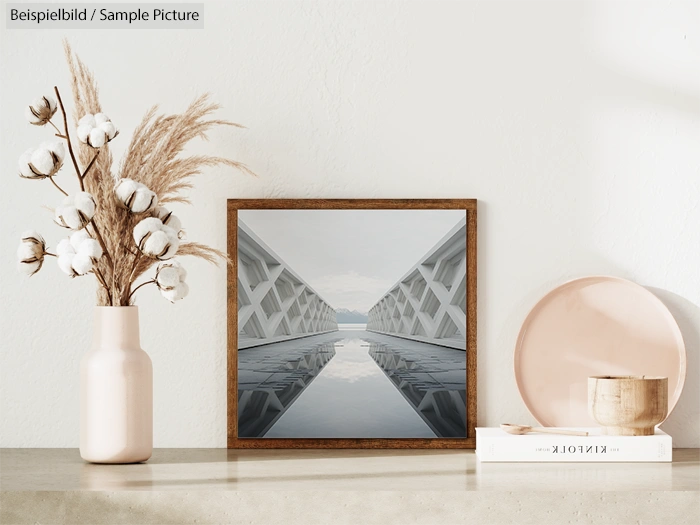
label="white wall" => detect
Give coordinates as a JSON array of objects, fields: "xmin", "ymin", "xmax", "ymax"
[{"xmin": 1, "ymin": 0, "xmax": 698, "ymax": 447}]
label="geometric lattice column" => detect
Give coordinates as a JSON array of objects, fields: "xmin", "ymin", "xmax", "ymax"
[
  {"xmin": 238, "ymin": 221, "xmax": 338, "ymax": 349},
  {"xmin": 367, "ymin": 217, "xmax": 467, "ymax": 350}
]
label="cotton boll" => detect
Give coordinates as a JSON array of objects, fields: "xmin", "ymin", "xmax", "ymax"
[
  {"xmin": 56, "ymin": 238, "xmax": 73, "ymax": 256},
  {"xmin": 30, "ymin": 147, "xmax": 58, "ymax": 176},
  {"xmin": 131, "ymin": 190, "xmax": 156, "ymax": 213},
  {"xmin": 88, "ymin": 128, "xmax": 106, "ymax": 148},
  {"xmin": 154, "ymin": 206, "xmax": 170, "ymax": 222},
  {"xmin": 55, "ymin": 206, "xmax": 83, "ymax": 230},
  {"xmin": 133, "ymin": 220, "xmax": 157, "ymax": 241},
  {"xmin": 19, "ymin": 142, "xmax": 64, "ymax": 179},
  {"xmin": 156, "ymin": 267, "xmax": 181, "ymax": 289},
  {"xmin": 154, "ymin": 207, "xmax": 182, "ymax": 232},
  {"xmin": 74, "ymin": 192, "xmax": 96, "ymax": 217},
  {"xmin": 160, "ymin": 288, "xmax": 176, "ymax": 302},
  {"xmin": 21, "ymin": 230, "xmax": 44, "ymax": 243},
  {"xmin": 136, "ymin": 189, "xmax": 157, "ymax": 213},
  {"xmin": 25, "ymin": 95, "xmax": 58, "ymax": 126},
  {"xmin": 61, "ymin": 253, "xmax": 93, "ymax": 276},
  {"xmin": 99, "ymin": 121, "xmax": 117, "ymax": 140},
  {"xmin": 77, "ymin": 113, "xmax": 117, "ymax": 148},
  {"xmin": 54, "ymin": 191, "xmax": 98, "ymax": 231},
  {"xmin": 18, "ymin": 149, "xmax": 37, "ymax": 178},
  {"xmin": 156, "ymin": 260, "xmax": 186, "ymax": 286},
  {"xmin": 18, "ymin": 260, "xmax": 41, "ymax": 275},
  {"xmin": 69, "ymin": 230, "xmax": 93, "ymax": 251},
  {"xmin": 77, "ymin": 124, "xmax": 92, "ymax": 143},
  {"xmin": 165, "ymin": 214, "xmax": 182, "ymax": 233},
  {"xmin": 56, "ymin": 231, "xmax": 102, "ymax": 276},
  {"xmin": 16, "ymin": 242, "xmax": 38, "ymax": 261},
  {"xmin": 160, "ymin": 246, "xmax": 178, "ymax": 260},
  {"xmin": 24, "ymin": 105, "xmax": 41, "ymax": 125},
  {"xmin": 37, "ymin": 141, "xmax": 66, "ymax": 167},
  {"xmin": 116, "ymin": 178, "xmax": 157, "ymax": 213},
  {"xmin": 161, "ymin": 282, "xmax": 189, "ymax": 303},
  {"xmin": 159, "ymin": 227, "xmax": 180, "ymax": 260},
  {"xmin": 71, "ymin": 254, "xmax": 94, "ymax": 275},
  {"xmin": 94, "ymin": 113, "xmax": 109, "ymax": 126},
  {"xmin": 57, "ymin": 254, "xmax": 75, "ymax": 276},
  {"xmin": 115, "ymin": 178, "xmax": 138, "ymax": 202},
  {"xmin": 161, "ymin": 212, "xmax": 182, "ymax": 233},
  {"xmin": 44, "ymin": 95, "xmax": 58, "ymax": 111},
  {"xmin": 19, "ymin": 233, "xmax": 43, "ymax": 251},
  {"xmin": 79, "ymin": 114, "xmax": 96, "ymax": 128},
  {"xmin": 24, "ymin": 107, "xmax": 39, "ymax": 125},
  {"xmin": 133, "ymin": 218, "xmax": 179, "ymax": 259},
  {"xmin": 143, "ymin": 231, "xmax": 169, "ymax": 258},
  {"xmin": 43, "ymin": 141, "xmax": 65, "ymax": 162},
  {"xmin": 16, "ymin": 231, "xmax": 46, "ymax": 276},
  {"xmin": 155, "ymin": 261, "xmax": 187, "ymax": 302},
  {"xmin": 78, "ymin": 238, "xmax": 103, "ymax": 259},
  {"xmin": 133, "ymin": 217, "xmax": 161, "ymax": 245}
]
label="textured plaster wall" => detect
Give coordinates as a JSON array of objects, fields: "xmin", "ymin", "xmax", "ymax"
[{"xmin": 1, "ymin": 0, "xmax": 698, "ymax": 447}]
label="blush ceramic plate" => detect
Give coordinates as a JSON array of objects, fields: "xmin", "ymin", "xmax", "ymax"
[{"xmin": 514, "ymin": 276, "xmax": 686, "ymax": 427}]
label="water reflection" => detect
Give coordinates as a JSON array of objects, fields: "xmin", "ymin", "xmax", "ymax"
[
  {"xmin": 368, "ymin": 341, "xmax": 467, "ymax": 437},
  {"xmin": 238, "ymin": 341, "xmax": 337, "ymax": 437},
  {"xmin": 264, "ymin": 337, "xmax": 436, "ymax": 438}
]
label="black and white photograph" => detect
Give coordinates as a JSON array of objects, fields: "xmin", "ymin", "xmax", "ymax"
[{"xmin": 236, "ymin": 209, "xmax": 470, "ymax": 439}]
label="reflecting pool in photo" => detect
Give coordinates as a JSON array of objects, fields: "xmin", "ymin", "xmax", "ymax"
[
  {"xmin": 263, "ymin": 336, "xmax": 436, "ymax": 438},
  {"xmin": 237, "ymin": 328, "xmax": 467, "ymax": 439}
]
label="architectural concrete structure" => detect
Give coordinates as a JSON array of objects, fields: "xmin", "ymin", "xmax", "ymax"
[
  {"xmin": 366, "ymin": 217, "xmax": 468, "ymax": 350},
  {"xmin": 237, "ymin": 221, "xmax": 338, "ymax": 349}
]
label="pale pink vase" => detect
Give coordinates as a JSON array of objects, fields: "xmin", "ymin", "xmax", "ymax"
[{"xmin": 80, "ymin": 306, "xmax": 152, "ymax": 463}]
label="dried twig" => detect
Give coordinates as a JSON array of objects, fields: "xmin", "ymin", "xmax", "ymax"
[
  {"xmin": 127, "ymin": 279, "xmax": 155, "ymax": 302},
  {"xmin": 53, "ymin": 86, "xmax": 83, "ymax": 191},
  {"xmin": 48, "ymin": 176, "xmax": 68, "ymax": 196},
  {"xmin": 82, "ymin": 150, "xmax": 100, "ymax": 180}
]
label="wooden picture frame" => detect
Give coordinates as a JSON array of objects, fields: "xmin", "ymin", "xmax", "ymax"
[{"xmin": 227, "ymin": 199, "xmax": 477, "ymax": 448}]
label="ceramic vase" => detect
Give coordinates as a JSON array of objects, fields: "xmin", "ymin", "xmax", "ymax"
[{"xmin": 80, "ymin": 306, "xmax": 152, "ymax": 463}]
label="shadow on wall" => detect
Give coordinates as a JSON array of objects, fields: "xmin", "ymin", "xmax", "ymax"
[{"xmin": 649, "ymin": 288, "xmax": 699, "ymax": 447}]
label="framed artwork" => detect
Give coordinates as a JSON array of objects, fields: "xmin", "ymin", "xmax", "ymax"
[{"xmin": 227, "ymin": 199, "xmax": 477, "ymax": 448}]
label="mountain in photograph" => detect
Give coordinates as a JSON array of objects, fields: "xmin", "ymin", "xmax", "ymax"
[{"xmin": 335, "ymin": 308, "xmax": 368, "ymax": 323}]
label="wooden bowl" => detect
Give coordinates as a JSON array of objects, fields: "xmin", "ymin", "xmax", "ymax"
[{"xmin": 588, "ymin": 376, "xmax": 668, "ymax": 436}]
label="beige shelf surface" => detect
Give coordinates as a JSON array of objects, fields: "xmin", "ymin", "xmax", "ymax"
[{"xmin": 2, "ymin": 448, "xmax": 699, "ymax": 491}]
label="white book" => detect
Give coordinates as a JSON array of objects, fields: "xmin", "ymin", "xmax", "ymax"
[{"xmin": 476, "ymin": 427, "xmax": 672, "ymax": 462}]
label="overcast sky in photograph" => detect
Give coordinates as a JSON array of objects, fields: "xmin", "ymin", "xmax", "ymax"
[{"xmin": 238, "ymin": 210, "xmax": 465, "ymax": 313}]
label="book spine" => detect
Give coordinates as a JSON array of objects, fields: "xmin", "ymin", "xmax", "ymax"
[{"xmin": 476, "ymin": 437, "xmax": 672, "ymax": 462}]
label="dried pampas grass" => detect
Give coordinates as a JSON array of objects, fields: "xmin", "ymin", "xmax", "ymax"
[{"xmin": 62, "ymin": 41, "xmax": 250, "ymax": 306}]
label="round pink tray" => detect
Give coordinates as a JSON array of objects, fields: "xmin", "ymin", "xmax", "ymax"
[{"xmin": 514, "ymin": 276, "xmax": 686, "ymax": 427}]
